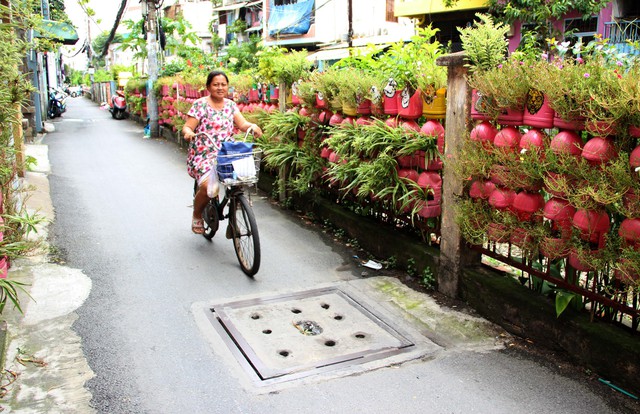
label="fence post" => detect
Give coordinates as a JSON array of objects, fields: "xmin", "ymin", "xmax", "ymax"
[{"xmin": 436, "ymin": 51, "xmax": 480, "ymax": 298}]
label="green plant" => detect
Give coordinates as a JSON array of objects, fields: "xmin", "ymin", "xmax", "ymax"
[
  {"xmin": 421, "ymin": 267, "xmax": 436, "ymax": 290},
  {"xmin": 468, "ymin": 56, "xmax": 530, "ymax": 114},
  {"xmin": 406, "ymin": 258, "xmax": 417, "ymax": 277},
  {"xmin": 458, "ymin": 13, "xmax": 509, "ymax": 73}
]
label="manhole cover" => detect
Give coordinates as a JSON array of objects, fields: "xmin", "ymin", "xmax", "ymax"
[{"xmin": 203, "ymin": 285, "xmax": 431, "ymax": 386}]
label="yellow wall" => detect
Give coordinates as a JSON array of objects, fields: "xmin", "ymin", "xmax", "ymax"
[{"xmin": 395, "ymin": 0, "xmax": 487, "ymax": 17}]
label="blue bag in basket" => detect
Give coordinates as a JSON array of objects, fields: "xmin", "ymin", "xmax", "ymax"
[{"xmin": 217, "ymin": 141, "xmax": 254, "ymax": 180}]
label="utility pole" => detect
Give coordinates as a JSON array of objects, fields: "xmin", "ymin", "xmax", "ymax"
[{"xmin": 145, "ymin": 0, "xmax": 159, "ymax": 138}]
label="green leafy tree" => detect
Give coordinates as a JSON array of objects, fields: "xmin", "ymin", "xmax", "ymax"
[
  {"xmin": 486, "ymin": 0, "xmax": 610, "ymax": 42},
  {"xmin": 91, "ymin": 31, "xmax": 125, "ymax": 69},
  {"xmin": 224, "ymin": 35, "xmax": 262, "ymax": 73},
  {"xmin": 118, "ymin": 16, "xmax": 200, "ymax": 61}
]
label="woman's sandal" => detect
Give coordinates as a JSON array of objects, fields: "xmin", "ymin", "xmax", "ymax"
[{"xmin": 192, "ymin": 219, "xmax": 204, "ymax": 234}]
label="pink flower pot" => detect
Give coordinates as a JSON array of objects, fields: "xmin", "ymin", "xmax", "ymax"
[
  {"xmin": 397, "ymin": 88, "xmax": 423, "ymax": 120},
  {"xmin": 523, "ymin": 89, "xmax": 554, "ymax": 129},
  {"xmin": 553, "ymin": 114, "xmax": 585, "ymax": 131},
  {"xmin": 471, "ymin": 89, "xmax": 490, "ymax": 121},
  {"xmin": 497, "ymin": 107, "xmax": 524, "ymax": 126}
]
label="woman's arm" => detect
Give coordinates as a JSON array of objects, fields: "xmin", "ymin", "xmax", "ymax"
[
  {"xmin": 234, "ymin": 111, "xmax": 263, "ymax": 138},
  {"xmin": 182, "ymin": 116, "xmax": 199, "ymax": 141}
]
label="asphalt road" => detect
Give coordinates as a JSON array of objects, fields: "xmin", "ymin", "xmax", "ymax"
[{"xmin": 43, "ymin": 97, "xmax": 635, "ymax": 414}]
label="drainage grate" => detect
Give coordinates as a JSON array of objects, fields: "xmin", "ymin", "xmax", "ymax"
[{"xmin": 204, "ymin": 286, "xmax": 421, "ymax": 385}]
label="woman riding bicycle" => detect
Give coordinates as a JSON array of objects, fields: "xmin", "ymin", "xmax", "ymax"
[{"xmin": 182, "ymin": 70, "xmax": 263, "ymax": 234}]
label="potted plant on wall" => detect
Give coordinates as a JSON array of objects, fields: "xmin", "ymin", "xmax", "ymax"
[{"xmin": 458, "ymin": 13, "xmax": 510, "ymax": 121}]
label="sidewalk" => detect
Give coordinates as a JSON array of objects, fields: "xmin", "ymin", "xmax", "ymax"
[{"xmin": 0, "ymin": 139, "xmax": 95, "ymax": 413}]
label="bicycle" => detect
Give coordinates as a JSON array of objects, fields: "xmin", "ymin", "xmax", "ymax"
[{"xmin": 194, "ymin": 131, "xmax": 262, "ymax": 276}]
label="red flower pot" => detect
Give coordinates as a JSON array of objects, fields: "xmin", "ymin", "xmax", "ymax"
[
  {"xmin": 572, "ymin": 209, "xmax": 610, "ymax": 247},
  {"xmin": 398, "ymin": 168, "xmax": 419, "ymax": 182},
  {"xmin": 568, "ymin": 249, "xmax": 597, "ymax": 272},
  {"xmin": 398, "ymin": 88, "xmax": 423, "ymax": 120},
  {"xmin": 356, "ymin": 116, "xmax": 373, "ymax": 126},
  {"xmin": 523, "ymin": 89, "xmax": 554, "ymax": 129},
  {"xmin": 470, "ymin": 121, "xmax": 498, "ymax": 148},
  {"xmin": 581, "ymin": 136, "xmax": 617, "ymax": 165},
  {"xmin": 318, "ymin": 109, "xmax": 334, "ymax": 125},
  {"xmin": 629, "ymin": 125, "xmax": 640, "ymax": 138},
  {"xmin": 341, "ymin": 116, "xmax": 355, "ymax": 126},
  {"xmin": 585, "ymin": 119, "xmax": 617, "ymax": 137},
  {"xmin": 421, "ymin": 120, "xmax": 445, "ymax": 153},
  {"xmin": 630, "ymin": 145, "xmax": 640, "ymax": 170},
  {"xmin": 400, "ymin": 120, "xmax": 420, "ymax": 132},
  {"xmin": 469, "ymin": 180, "xmax": 496, "ymax": 200},
  {"xmin": 619, "ymin": 218, "xmax": 640, "ymax": 249},
  {"xmin": 329, "ymin": 112, "xmax": 344, "ymax": 126},
  {"xmin": 512, "ymin": 191, "xmax": 545, "ymax": 221},
  {"xmin": 544, "ymin": 172, "xmax": 573, "ymax": 198},
  {"xmin": 488, "ymin": 187, "xmax": 516, "ymax": 210},
  {"xmin": 417, "ymin": 171, "xmax": 442, "ymax": 202},
  {"xmin": 471, "ymin": 89, "xmax": 490, "ymax": 121},
  {"xmin": 497, "ymin": 107, "xmax": 524, "ymax": 126},
  {"xmin": 487, "ymin": 222, "xmax": 510, "ymax": 243},
  {"xmin": 493, "ymin": 126, "xmax": 521, "ymax": 152},
  {"xmin": 539, "ymin": 237, "xmax": 570, "ymax": 259},
  {"xmin": 356, "ymin": 99, "xmax": 372, "ymax": 115},
  {"xmin": 519, "ymin": 128, "xmax": 547, "ymax": 152},
  {"xmin": 299, "ymin": 107, "xmax": 311, "ymax": 117},
  {"xmin": 550, "ymin": 130, "xmax": 583, "ymax": 157},
  {"xmin": 510, "ymin": 227, "xmax": 534, "ymax": 249},
  {"xmin": 553, "ymin": 114, "xmax": 586, "ymax": 131},
  {"xmin": 315, "ymin": 93, "xmax": 327, "ymax": 109},
  {"xmin": 385, "ymin": 117, "xmax": 399, "ymax": 128},
  {"xmin": 544, "ymin": 197, "xmax": 576, "ymax": 227}
]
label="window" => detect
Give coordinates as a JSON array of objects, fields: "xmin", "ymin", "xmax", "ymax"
[
  {"xmin": 386, "ymin": 0, "xmax": 397, "ymax": 23},
  {"xmin": 275, "ymin": 0, "xmax": 299, "ymax": 5},
  {"xmin": 564, "ymin": 16, "xmax": 598, "ymax": 45}
]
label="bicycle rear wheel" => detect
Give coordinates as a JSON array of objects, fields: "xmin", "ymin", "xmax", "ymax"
[{"xmin": 230, "ymin": 193, "xmax": 260, "ymax": 276}]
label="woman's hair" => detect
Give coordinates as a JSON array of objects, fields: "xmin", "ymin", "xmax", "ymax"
[{"xmin": 206, "ymin": 70, "xmax": 229, "ymax": 87}]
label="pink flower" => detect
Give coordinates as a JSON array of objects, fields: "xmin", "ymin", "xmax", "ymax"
[
  {"xmin": 497, "ymin": 64, "xmax": 503, "ymax": 69},
  {"xmin": 617, "ymin": 61, "xmax": 623, "ymax": 66},
  {"xmin": 541, "ymin": 53, "xmax": 548, "ymax": 60},
  {"xmin": 576, "ymin": 57, "xmax": 584, "ymax": 64},
  {"xmin": 583, "ymin": 73, "xmax": 590, "ymax": 78}
]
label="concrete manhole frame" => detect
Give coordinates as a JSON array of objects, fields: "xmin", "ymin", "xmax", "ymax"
[{"xmin": 200, "ymin": 284, "xmax": 440, "ymax": 387}]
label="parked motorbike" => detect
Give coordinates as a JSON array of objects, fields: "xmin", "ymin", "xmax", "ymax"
[
  {"xmin": 47, "ymin": 87, "xmax": 67, "ymax": 119},
  {"xmin": 109, "ymin": 90, "xmax": 127, "ymax": 120}
]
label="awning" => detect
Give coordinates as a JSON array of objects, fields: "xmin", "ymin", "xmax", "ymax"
[
  {"xmin": 212, "ymin": 2, "xmax": 248, "ymax": 12},
  {"xmin": 245, "ymin": 26, "xmax": 263, "ymax": 32},
  {"xmin": 245, "ymin": 0, "xmax": 262, "ymax": 7},
  {"xmin": 33, "ymin": 19, "xmax": 79, "ymax": 45},
  {"xmin": 306, "ymin": 45, "xmax": 389, "ymax": 62}
]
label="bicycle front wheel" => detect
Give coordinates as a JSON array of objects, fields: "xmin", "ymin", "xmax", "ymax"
[{"xmin": 230, "ymin": 193, "xmax": 261, "ymax": 276}]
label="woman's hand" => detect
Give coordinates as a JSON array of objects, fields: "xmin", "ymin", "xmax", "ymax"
[
  {"xmin": 183, "ymin": 127, "xmax": 196, "ymax": 141},
  {"xmin": 246, "ymin": 123, "xmax": 263, "ymax": 138}
]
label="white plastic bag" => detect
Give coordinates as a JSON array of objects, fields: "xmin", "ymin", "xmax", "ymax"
[{"xmin": 206, "ymin": 168, "xmax": 219, "ymax": 198}]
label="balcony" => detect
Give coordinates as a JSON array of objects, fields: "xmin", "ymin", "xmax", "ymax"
[{"xmin": 603, "ymin": 19, "xmax": 640, "ymax": 54}]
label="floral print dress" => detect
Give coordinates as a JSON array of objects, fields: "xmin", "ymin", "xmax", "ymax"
[{"xmin": 186, "ymin": 97, "xmax": 238, "ymax": 182}]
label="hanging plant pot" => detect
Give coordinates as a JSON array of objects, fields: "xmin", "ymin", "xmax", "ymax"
[
  {"xmin": 585, "ymin": 119, "xmax": 617, "ymax": 137},
  {"xmin": 614, "ymin": 259, "xmax": 640, "ymax": 284},
  {"xmin": 398, "ymin": 88, "xmax": 423, "ymax": 120},
  {"xmin": 342, "ymin": 103, "xmax": 357, "ymax": 117},
  {"xmin": 383, "ymin": 79, "xmax": 400, "ymax": 115},
  {"xmin": 523, "ymin": 88, "xmax": 554, "ymax": 129},
  {"xmin": 417, "ymin": 171, "xmax": 442, "ymax": 202},
  {"xmin": 544, "ymin": 172, "xmax": 573, "ymax": 198},
  {"xmin": 422, "ymin": 87, "xmax": 446, "ymax": 120},
  {"xmin": 356, "ymin": 116, "xmax": 373, "ymax": 126},
  {"xmin": 489, "ymin": 164, "xmax": 510, "ymax": 187},
  {"xmin": 471, "ymin": 89, "xmax": 490, "ymax": 121},
  {"xmin": 581, "ymin": 136, "xmax": 617, "ymax": 166},
  {"xmin": 619, "ymin": 218, "xmax": 640, "ymax": 249},
  {"xmin": 512, "ymin": 191, "xmax": 545, "ymax": 221},
  {"xmin": 568, "ymin": 249, "xmax": 597, "ymax": 272},
  {"xmin": 315, "ymin": 92, "xmax": 327, "ymax": 109},
  {"xmin": 248, "ymin": 88, "xmax": 259, "ymax": 102},
  {"xmin": 356, "ymin": 99, "xmax": 372, "ymax": 115},
  {"xmin": 488, "ymin": 187, "xmax": 516, "ymax": 210},
  {"xmin": 493, "ymin": 126, "xmax": 521, "ymax": 152},
  {"xmin": 487, "ymin": 222, "xmax": 510, "ymax": 243},
  {"xmin": 329, "ymin": 112, "xmax": 344, "ymax": 126},
  {"xmin": 341, "ymin": 116, "xmax": 355, "ymax": 126},
  {"xmin": 318, "ymin": 109, "xmax": 334, "ymax": 125},
  {"xmin": 543, "ymin": 197, "xmax": 576, "ymax": 234},
  {"xmin": 553, "ymin": 114, "xmax": 586, "ymax": 131},
  {"xmin": 421, "ymin": 120, "xmax": 445, "ymax": 154},
  {"xmin": 510, "ymin": 227, "xmax": 534, "ymax": 249},
  {"xmin": 497, "ymin": 107, "xmax": 524, "ymax": 126},
  {"xmin": 385, "ymin": 117, "xmax": 399, "ymax": 128},
  {"xmin": 519, "ymin": 128, "xmax": 547, "ymax": 152},
  {"xmin": 539, "ymin": 237, "xmax": 570, "ymax": 259},
  {"xmin": 629, "ymin": 145, "xmax": 640, "ymax": 170},
  {"xmin": 550, "ymin": 130, "xmax": 583, "ymax": 157},
  {"xmin": 629, "ymin": 124, "xmax": 640, "ymax": 138},
  {"xmin": 572, "ymin": 209, "xmax": 610, "ymax": 247},
  {"xmin": 470, "ymin": 121, "xmax": 498, "ymax": 149},
  {"xmin": 398, "ymin": 168, "xmax": 419, "ymax": 182},
  {"xmin": 469, "ymin": 180, "xmax": 496, "ymax": 200},
  {"xmin": 400, "ymin": 120, "xmax": 420, "ymax": 132},
  {"xmin": 415, "ymin": 200, "xmax": 442, "ymax": 218}
]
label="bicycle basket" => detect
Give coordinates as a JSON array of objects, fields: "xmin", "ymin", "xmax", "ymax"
[{"xmin": 217, "ymin": 141, "xmax": 260, "ymax": 184}]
